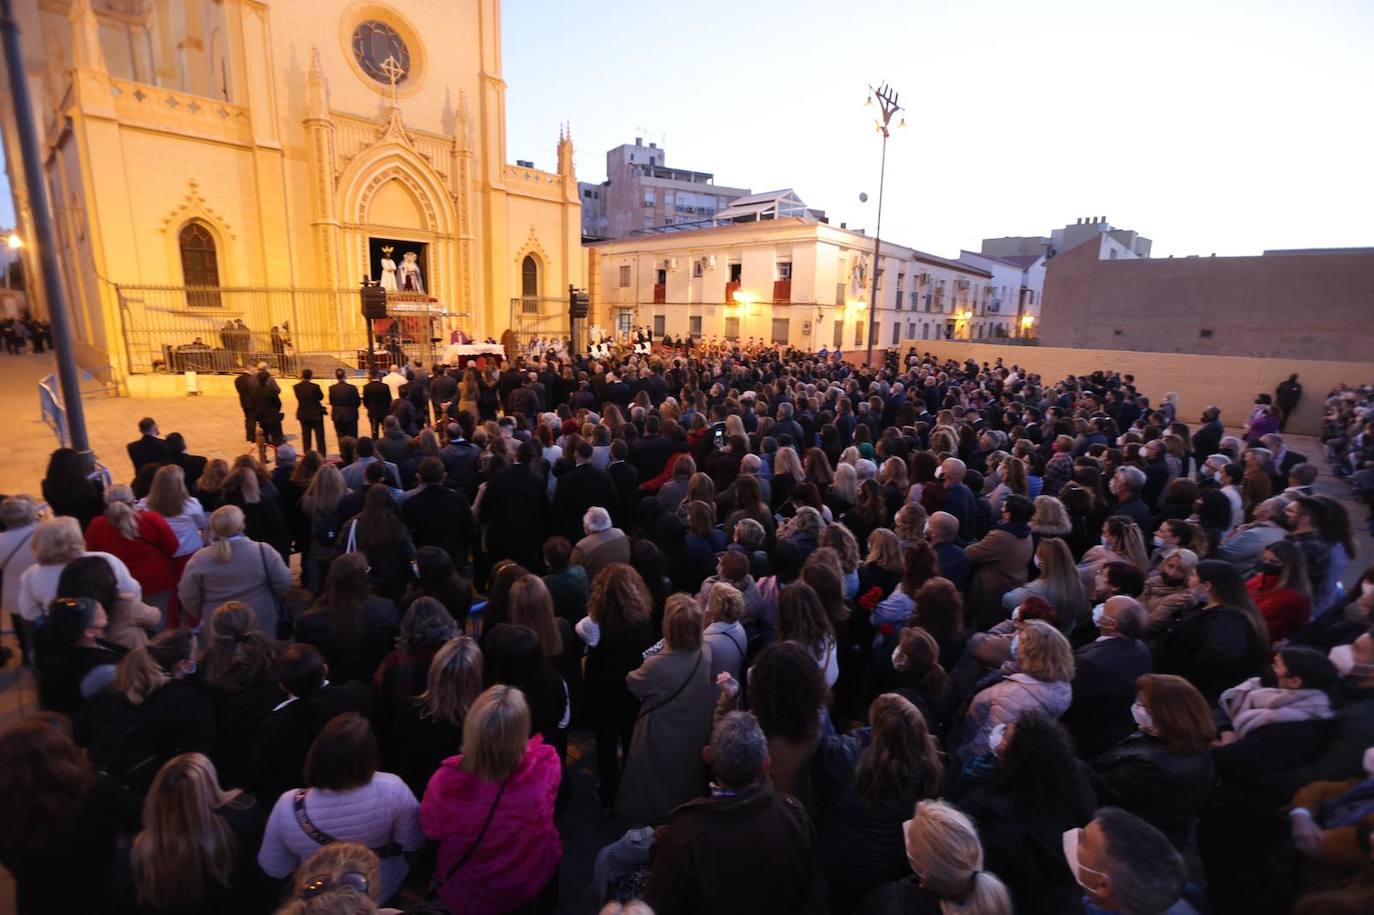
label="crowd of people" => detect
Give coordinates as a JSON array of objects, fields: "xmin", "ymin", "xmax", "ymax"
[
  {"xmin": 1, "ymin": 314, "xmax": 51, "ymax": 355},
  {"xmin": 0, "ymin": 341, "xmax": 1371, "ymax": 915}
]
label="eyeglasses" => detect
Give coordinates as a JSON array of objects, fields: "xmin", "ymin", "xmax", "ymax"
[{"xmin": 299, "ymin": 871, "xmax": 370, "ymax": 899}]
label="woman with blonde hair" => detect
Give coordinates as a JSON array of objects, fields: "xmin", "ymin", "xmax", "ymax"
[
  {"xmin": 271, "ymin": 842, "xmax": 382, "ymax": 915},
  {"xmin": 17, "ymin": 515, "xmax": 142, "ymax": 634},
  {"xmin": 822, "ymin": 523, "xmax": 862, "ymax": 598},
  {"xmin": 85, "ymin": 482, "xmax": 178, "ymax": 613},
  {"xmin": 193, "ymin": 457, "xmax": 231, "ymax": 513},
  {"xmin": 859, "ymin": 528, "xmax": 905, "ymax": 612},
  {"xmin": 956, "ymin": 620, "xmax": 1075, "ymax": 763},
  {"xmin": 1077, "ymin": 516, "xmax": 1149, "ymax": 591},
  {"xmin": 894, "ymin": 502, "xmax": 929, "ymax": 550},
  {"xmin": 617, "ymin": 594, "xmax": 714, "ymax": 825},
  {"xmin": 421, "ymin": 685, "xmax": 562, "ymax": 914},
  {"xmin": 390, "ymin": 634, "xmax": 484, "ymax": 798},
  {"xmin": 90, "ymin": 630, "xmax": 213, "ymax": 793},
  {"xmin": 1028, "ymin": 494, "xmax": 1072, "ymax": 540},
  {"xmin": 814, "ymin": 693, "xmax": 946, "ymax": 910},
  {"xmin": 1141, "ymin": 548, "xmax": 1200, "ymax": 632},
  {"xmin": 178, "ymin": 505, "xmax": 291, "ymax": 633},
  {"xmin": 863, "ymin": 799, "xmax": 1012, "ymax": 915},
  {"xmin": 772, "ymin": 446, "xmax": 804, "ymax": 510},
  {"xmin": 142, "ymin": 463, "xmax": 208, "ymax": 585},
  {"xmin": 1001, "ymin": 538, "xmax": 1088, "ymax": 634},
  {"xmin": 507, "ymin": 572, "xmax": 571, "ymax": 663},
  {"xmin": 828, "ymin": 461, "xmax": 860, "ymax": 516},
  {"xmin": 987, "ymin": 457, "xmax": 1028, "ymax": 516},
  {"xmin": 126, "ymin": 752, "xmax": 274, "ymax": 913}
]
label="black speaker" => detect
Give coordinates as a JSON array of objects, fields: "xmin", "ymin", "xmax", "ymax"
[{"xmin": 361, "ymin": 284, "xmax": 388, "ymax": 319}]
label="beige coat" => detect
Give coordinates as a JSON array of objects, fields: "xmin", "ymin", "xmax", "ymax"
[
  {"xmin": 964, "ymin": 528, "xmax": 1034, "ymax": 629},
  {"xmin": 615, "ymin": 645, "xmax": 714, "ymax": 826}
]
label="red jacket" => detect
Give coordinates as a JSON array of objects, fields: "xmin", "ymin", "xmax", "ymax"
[
  {"xmin": 85, "ymin": 512, "xmax": 178, "ymax": 594},
  {"xmin": 1246, "ymin": 574, "xmax": 1311, "ymax": 642}
]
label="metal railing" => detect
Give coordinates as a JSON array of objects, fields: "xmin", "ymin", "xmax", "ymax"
[
  {"xmin": 113, "ymin": 283, "xmax": 466, "ymax": 377},
  {"xmin": 509, "ymin": 297, "xmax": 570, "ymax": 347}
]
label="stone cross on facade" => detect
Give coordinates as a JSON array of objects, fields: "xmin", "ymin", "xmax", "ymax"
[{"xmin": 380, "ymin": 54, "xmax": 404, "ymax": 106}]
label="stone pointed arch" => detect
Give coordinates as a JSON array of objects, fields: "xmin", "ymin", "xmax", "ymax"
[
  {"xmin": 513, "ymin": 226, "xmax": 551, "ymax": 296},
  {"xmin": 338, "ymin": 143, "xmax": 457, "ymax": 237},
  {"xmin": 160, "ymin": 180, "xmax": 238, "ymax": 285}
]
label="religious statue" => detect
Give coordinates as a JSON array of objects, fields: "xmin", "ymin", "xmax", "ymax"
[
  {"xmin": 399, "ymin": 251, "xmax": 425, "ymax": 294},
  {"xmin": 378, "ymin": 246, "xmax": 398, "ymax": 292}
]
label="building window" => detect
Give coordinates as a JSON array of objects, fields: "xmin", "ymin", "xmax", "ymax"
[
  {"xmin": 618, "ymin": 265, "xmax": 631, "ymax": 287},
  {"xmin": 643, "ymin": 191, "xmax": 655, "ymax": 207},
  {"xmin": 724, "ymin": 317, "xmax": 740, "ymax": 340},
  {"xmin": 689, "ymin": 316, "xmax": 702, "ymax": 336},
  {"xmin": 891, "ymin": 323, "xmax": 901, "ymax": 344},
  {"xmin": 693, "ymin": 260, "xmax": 703, "ymax": 278},
  {"xmin": 854, "ymin": 321, "xmax": 865, "ymax": 347},
  {"xmin": 729, "ymin": 262, "xmax": 742, "ymax": 282},
  {"xmin": 617, "ymin": 310, "xmax": 633, "ymax": 336},
  {"xmin": 907, "ymin": 322, "xmax": 915, "ymax": 339},
  {"xmin": 776, "ymin": 261, "xmax": 792, "ymax": 281},
  {"xmin": 653, "ymin": 315, "xmax": 666, "ymax": 336},
  {"xmin": 352, "ymin": 20, "xmax": 411, "ymax": 86},
  {"xmin": 521, "ymin": 255, "xmax": 539, "ymax": 303},
  {"xmin": 772, "ymin": 318, "xmax": 790, "ymax": 344},
  {"xmin": 179, "ymin": 222, "xmax": 221, "ymax": 308},
  {"xmin": 1200, "ymin": 329, "xmax": 1214, "ymax": 338},
  {"xmin": 835, "ymin": 283, "xmax": 845, "ymax": 306},
  {"xmin": 833, "ymin": 319, "xmax": 844, "ymax": 348}
]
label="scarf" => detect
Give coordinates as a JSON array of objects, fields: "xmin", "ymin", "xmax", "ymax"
[
  {"xmin": 1220, "ymin": 677, "xmax": 1334, "ymax": 738},
  {"xmin": 995, "ymin": 521, "xmax": 1031, "ymax": 540}
]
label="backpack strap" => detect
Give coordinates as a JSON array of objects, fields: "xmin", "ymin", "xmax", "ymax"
[{"xmin": 293, "ymin": 789, "xmax": 340, "ymax": 846}]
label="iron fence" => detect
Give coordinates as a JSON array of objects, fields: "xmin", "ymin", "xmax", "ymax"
[{"xmin": 114, "ymin": 284, "xmax": 461, "ymax": 377}]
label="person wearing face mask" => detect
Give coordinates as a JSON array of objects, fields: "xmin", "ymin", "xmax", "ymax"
[
  {"xmin": 81, "ymin": 628, "xmax": 215, "ymax": 795},
  {"xmin": 1216, "ymin": 496, "xmax": 1290, "ymax": 577},
  {"xmin": 1147, "ymin": 518, "xmax": 1196, "ymax": 570},
  {"xmin": 858, "ymin": 799, "xmax": 1012, "ymax": 915},
  {"xmin": 1088, "ymin": 674, "xmax": 1215, "ymax": 850},
  {"xmin": 1286, "ymin": 746, "xmax": 1374, "ymax": 914},
  {"xmin": 1063, "ymin": 809, "xmax": 1193, "ymax": 915},
  {"xmin": 1154, "ymin": 560, "xmax": 1269, "ymax": 704},
  {"xmin": 883, "ymin": 626, "xmax": 955, "ymax": 738},
  {"xmin": 1141, "ymin": 549, "xmax": 1200, "ymax": 640},
  {"xmin": 1245, "ymin": 541, "xmax": 1314, "ymax": 642},
  {"xmin": 1291, "ymin": 565, "xmax": 1374, "ymax": 651},
  {"xmin": 1062, "ymin": 597, "xmax": 1153, "ymax": 759},
  {"xmin": 34, "ymin": 595, "xmax": 128, "ymax": 716},
  {"xmin": 959, "ymin": 713, "xmax": 1097, "ymax": 915},
  {"xmin": 1201, "ymin": 647, "xmax": 1340, "ymax": 912}
]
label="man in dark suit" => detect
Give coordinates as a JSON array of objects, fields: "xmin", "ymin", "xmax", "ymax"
[
  {"xmin": 630, "ymin": 415, "xmax": 683, "ymax": 481},
  {"xmin": 505, "ymin": 375, "xmax": 541, "ymax": 422},
  {"xmin": 126, "ymin": 417, "xmax": 168, "ymax": 475},
  {"xmin": 247, "ymin": 644, "xmax": 371, "ymax": 808},
  {"xmin": 1261, "ymin": 433, "xmax": 1308, "ymax": 490},
  {"xmin": 439, "ymin": 421, "xmax": 481, "ymax": 495},
  {"xmin": 329, "ymin": 367, "xmax": 361, "ymax": 444},
  {"xmin": 1062, "ymin": 596, "xmax": 1153, "ymax": 759},
  {"xmin": 479, "ymin": 440, "xmax": 549, "ymax": 570},
  {"xmin": 162, "ymin": 432, "xmax": 207, "ymax": 490},
  {"xmin": 551, "ymin": 441, "xmax": 617, "ymax": 544},
  {"xmin": 429, "ymin": 366, "xmax": 457, "ymax": 423},
  {"xmin": 606, "ymin": 440, "xmax": 640, "ymax": 532},
  {"xmin": 293, "ymin": 368, "xmax": 327, "ymax": 456},
  {"xmin": 250, "ymin": 367, "xmax": 284, "ymax": 445},
  {"xmin": 362, "ymin": 369, "xmax": 393, "ymax": 439},
  {"xmin": 234, "ymin": 369, "xmax": 256, "ymax": 442},
  {"xmin": 1192, "ymin": 406, "xmax": 1225, "ymax": 463},
  {"xmin": 402, "ymin": 458, "xmax": 478, "ymax": 573}
]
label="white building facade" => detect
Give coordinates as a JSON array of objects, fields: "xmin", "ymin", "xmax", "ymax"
[
  {"xmin": 957, "ymin": 250, "xmax": 1046, "ymax": 338},
  {"xmin": 588, "ymin": 218, "xmax": 996, "ymax": 350}
]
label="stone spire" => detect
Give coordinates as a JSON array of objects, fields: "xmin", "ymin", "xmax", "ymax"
[
  {"xmin": 557, "ymin": 122, "xmax": 574, "ymax": 177},
  {"xmin": 69, "ymin": 0, "xmax": 108, "ymax": 73},
  {"xmin": 306, "ymin": 46, "xmax": 330, "ymax": 120}
]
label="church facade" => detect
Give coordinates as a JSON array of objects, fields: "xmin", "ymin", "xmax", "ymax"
[{"xmin": 0, "ymin": 0, "xmax": 581, "ymax": 382}]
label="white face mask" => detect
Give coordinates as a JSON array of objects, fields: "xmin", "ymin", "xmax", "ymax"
[
  {"xmin": 989, "ymin": 723, "xmax": 1007, "ymax": 757},
  {"xmin": 1131, "ymin": 701, "xmax": 1154, "ymax": 733},
  {"xmin": 1062, "ymin": 828, "xmax": 1109, "ymax": 891},
  {"xmin": 1152, "ymin": 535, "xmax": 1165, "ymax": 548},
  {"xmin": 1009, "ymin": 635, "xmax": 1020, "ymax": 661},
  {"xmin": 1033, "ymin": 555, "xmax": 1043, "ymax": 570},
  {"xmin": 891, "ymin": 647, "xmax": 908, "ymax": 671},
  {"xmin": 1363, "ymin": 581, "xmax": 1374, "ymax": 597},
  {"xmin": 1091, "ymin": 603, "xmax": 1108, "ymax": 628},
  {"xmin": 1329, "ymin": 644, "xmax": 1374, "ymax": 679}
]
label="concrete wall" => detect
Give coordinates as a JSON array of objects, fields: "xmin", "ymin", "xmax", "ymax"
[
  {"xmin": 1040, "ymin": 240, "xmax": 1374, "ymax": 362},
  {"xmin": 891, "ymin": 338, "xmax": 1371, "ymax": 436}
]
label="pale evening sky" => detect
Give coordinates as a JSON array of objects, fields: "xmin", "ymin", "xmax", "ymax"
[
  {"xmin": 3, "ymin": 0, "xmax": 1370, "ymax": 259},
  {"xmin": 502, "ymin": 0, "xmax": 1373, "ymax": 258}
]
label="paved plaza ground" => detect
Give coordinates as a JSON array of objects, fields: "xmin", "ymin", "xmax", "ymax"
[{"xmin": 0, "ymin": 349, "xmax": 1369, "ymax": 913}]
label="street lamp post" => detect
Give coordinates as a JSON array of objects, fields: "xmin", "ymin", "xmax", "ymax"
[
  {"xmin": 1, "ymin": 0, "xmax": 92, "ymax": 462},
  {"xmin": 863, "ymin": 82, "xmax": 904, "ymax": 368}
]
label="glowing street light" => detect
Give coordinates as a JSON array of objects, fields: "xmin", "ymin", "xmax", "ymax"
[{"xmin": 6, "ymin": 232, "xmax": 21, "ymax": 249}]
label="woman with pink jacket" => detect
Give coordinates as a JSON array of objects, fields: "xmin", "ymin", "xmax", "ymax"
[{"xmin": 421, "ymin": 684, "xmax": 562, "ymax": 914}]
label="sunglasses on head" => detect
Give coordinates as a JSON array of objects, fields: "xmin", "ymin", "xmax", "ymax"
[{"xmin": 299, "ymin": 871, "xmax": 370, "ymax": 899}]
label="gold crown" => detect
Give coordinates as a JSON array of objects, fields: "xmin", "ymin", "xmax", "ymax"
[{"xmin": 381, "ymin": 245, "xmax": 395, "ymax": 255}]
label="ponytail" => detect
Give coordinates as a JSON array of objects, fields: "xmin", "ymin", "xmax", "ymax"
[
  {"xmin": 943, "ymin": 871, "xmax": 1012, "ymax": 915},
  {"xmin": 104, "ymin": 483, "xmax": 140, "ymax": 540}
]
